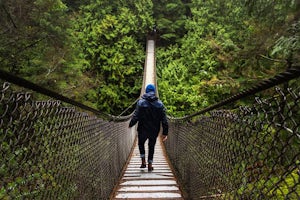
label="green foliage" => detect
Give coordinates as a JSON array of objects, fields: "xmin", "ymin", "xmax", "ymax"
[
  {"xmin": 76, "ymin": 1, "xmax": 154, "ymax": 114},
  {"xmin": 158, "ymin": 58, "xmax": 209, "ymax": 116},
  {"xmin": 153, "ymin": 0, "xmax": 189, "ymax": 45},
  {"xmin": 1, "ymin": 1, "xmax": 299, "ymax": 199},
  {"xmin": 1, "ymin": 113, "xmax": 79, "ymax": 199},
  {"xmin": 0, "ymin": 0, "xmax": 89, "ymax": 107},
  {"xmin": 232, "ymin": 167, "xmax": 300, "ymax": 199},
  {"xmin": 1, "ymin": 0, "xmax": 298, "ymax": 117},
  {"xmin": 155, "ymin": 0, "xmax": 299, "ymax": 117},
  {"xmin": 271, "ymin": 20, "xmax": 300, "ymax": 61}
]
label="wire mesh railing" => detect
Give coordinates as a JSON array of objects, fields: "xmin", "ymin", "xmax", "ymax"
[
  {"xmin": 0, "ymin": 81, "xmax": 135, "ymax": 199},
  {"xmin": 165, "ymin": 67, "xmax": 300, "ymax": 199}
]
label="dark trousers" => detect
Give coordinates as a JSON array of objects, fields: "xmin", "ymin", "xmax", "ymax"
[{"xmin": 138, "ymin": 132, "xmax": 157, "ymax": 163}]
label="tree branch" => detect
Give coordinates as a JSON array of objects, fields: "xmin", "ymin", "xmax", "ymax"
[
  {"xmin": 1, "ymin": 3, "xmax": 17, "ymax": 29},
  {"xmin": 258, "ymin": 54, "xmax": 286, "ymax": 63}
]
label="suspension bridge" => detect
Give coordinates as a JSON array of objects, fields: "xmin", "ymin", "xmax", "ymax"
[{"xmin": 0, "ymin": 37, "xmax": 299, "ymax": 199}]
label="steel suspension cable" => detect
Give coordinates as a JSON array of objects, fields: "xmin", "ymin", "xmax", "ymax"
[
  {"xmin": 0, "ymin": 69, "xmax": 133, "ymax": 121},
  {"xmin": 175, "ymin": 66, "xmax": 300, "ymax": 120}
]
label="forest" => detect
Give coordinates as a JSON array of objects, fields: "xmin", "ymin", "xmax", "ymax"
[{"xmin": 1, "ymin": 0, "xmax": 299, "ymax": 117}]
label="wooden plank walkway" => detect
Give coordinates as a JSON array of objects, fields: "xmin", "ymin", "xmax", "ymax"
[{"xmin": 112, "ymin": 139, "xmax": 184, "ymax": 199}]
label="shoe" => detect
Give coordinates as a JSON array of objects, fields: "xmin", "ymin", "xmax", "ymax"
[
  {"xmin": 148, "ymin": 163, "xmax": 153, "ymax": 172},
  {"xmin": 140, "ymin": 158, "xmax": 146, "ymax": 168},
  {"xmin": 140, "ymin": 164, "xmax": 146, "ymax": 168}
]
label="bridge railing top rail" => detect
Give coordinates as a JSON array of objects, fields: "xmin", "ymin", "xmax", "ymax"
[
  {"xmin": 172, "ymin": 66, "xmax": 300, "ymax": 120},
  {"xmin": 0, "ymin": 69, "xmax": 132, "ymax": 122}
]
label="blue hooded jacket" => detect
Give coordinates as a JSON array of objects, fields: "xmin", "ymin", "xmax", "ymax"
[{"xmin": 129, "ymin": 89, "xmax": 168, "ymax": 137}]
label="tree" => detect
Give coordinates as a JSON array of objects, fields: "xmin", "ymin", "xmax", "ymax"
[
  {"xmin": 0, "ymin": 0, "xmax": 85, "ymax": 98},
  {"xmin": 76, "ymin": 0, "xmax": 154, "ymax": 114},
  {"xmin": 152, "ymin": 0, "xmax": 190, "ymax": 46},
  {"xmin": 156, "ymin": 0, "xmax": 299, "ymax": 116}
]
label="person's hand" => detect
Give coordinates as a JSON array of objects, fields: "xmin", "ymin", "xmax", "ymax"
[{"xmin": 162, "ymin": 135, "xmax": 168, "ymax": 142}]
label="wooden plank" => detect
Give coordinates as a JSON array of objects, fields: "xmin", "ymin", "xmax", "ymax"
[
  {"xmin": 112, "ymin": 139, "xmax": 184, "ymax": 199},
  {"xmin": 111, "ymin": 39, "xmax": 184, "ymax": 199}
]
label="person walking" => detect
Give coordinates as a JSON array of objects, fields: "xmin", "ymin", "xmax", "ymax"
[{"xmin": 129, "ymin": 84, "xmax": 168, "ymax": 171}]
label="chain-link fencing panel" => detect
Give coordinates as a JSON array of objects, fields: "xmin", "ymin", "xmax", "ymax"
[
  {"xmin": 0, "ymin": 82, "xmax": 135, "ymax": 199},
  {"xmin": 165, "ymin": 84, "xmax": 299, "ymax": 199}
]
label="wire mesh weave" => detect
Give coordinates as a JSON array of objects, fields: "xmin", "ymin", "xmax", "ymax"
[
  {"xmin": 165, "ymin": 84, "xmax": 300, "ymax": 199},
  {"xmin": 0, "ymin": 82, "xmax": 135, "ymax": 199}
]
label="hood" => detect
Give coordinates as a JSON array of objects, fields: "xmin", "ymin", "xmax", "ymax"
[{"xmin": 142, "ymin": 91, "xmax": 158, "ymax": 102}]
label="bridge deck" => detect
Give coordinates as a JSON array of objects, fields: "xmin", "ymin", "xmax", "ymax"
[{"xmin": 112, "ymin": 139, "xmax": 184, "ymax": 199}]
